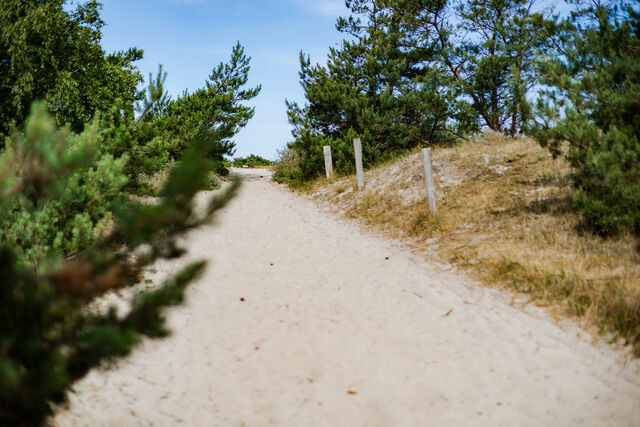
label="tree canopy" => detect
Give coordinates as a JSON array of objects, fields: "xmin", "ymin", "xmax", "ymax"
[{"xmin": 0, "ymin": 0, "xmax": 142, "ymax": 136}]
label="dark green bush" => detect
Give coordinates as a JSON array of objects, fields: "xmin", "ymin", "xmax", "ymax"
[{"xmin": 571, "ymin": 124, "xmax": 640, "ymax": 236}]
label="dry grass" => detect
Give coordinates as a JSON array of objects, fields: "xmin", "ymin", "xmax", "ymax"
[
  {"xmin": 307, "ymin": 131, "xmax": 640, "ymax": 355},
  {"xmin": 137, "ymin": 161, "xmax": 176, "ymax": 194}
]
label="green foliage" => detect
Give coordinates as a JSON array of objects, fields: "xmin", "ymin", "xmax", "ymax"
[
  {"xmin": 100, "ymin": 110, "xmax": 175, "ymax": 183},
  {"xmin": 0, "ymin": 0, "xmax": 143, "ymax": 136},
  {"xmin": 532, "ymin": 3, "xmax": 640, "ymax": 236},
  {"xmin": 0, "ymin": 104, "xmax": 127, "ymax": 271},
  {"xmin": 0, "ymin": 108, "xmax": 241, "ymax": 425},
  {"xmin": 281, "ymin": 0, "xmax": 638, "ymax": 241},
  {"xmin": 227, "ymin": 154, "xmax": 273, "ymax": 167},
  {"xmin": 98, "ymin": 65, "xmax": 176, "ymax": 182},
  {"xmin": 138, "ymin": 65, "xmax": 171, "ymax": 122}
]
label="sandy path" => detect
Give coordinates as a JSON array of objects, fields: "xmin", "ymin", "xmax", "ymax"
[{"xmin": 55, "ymin": 168, "xmax": 640, "ymax": 426}]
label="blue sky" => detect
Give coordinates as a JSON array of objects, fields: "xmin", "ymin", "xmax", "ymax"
[{"xmin": 97, "ymin": 0, "xmax": 349, "ymax": 160}]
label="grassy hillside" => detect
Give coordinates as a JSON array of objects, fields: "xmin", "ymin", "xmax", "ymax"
[{"xmin": 303, "ymin": 132, "xmax": 640, "ymax": 355}]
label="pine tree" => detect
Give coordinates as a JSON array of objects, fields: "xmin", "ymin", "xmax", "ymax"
[
  {"xmin": 161, "ymin": 43, "xmax": 262, "ymax": 162},
  {"xmin": 531, "ymin": 2, "xmax": 640, "ymax": 236},
  {"xmin": 422, "ymin": 0, "xmax": 550, "ymax": 135},
  {"xmin": 137, "ymin": 65, "xmax": 172, "ymax": 123}
]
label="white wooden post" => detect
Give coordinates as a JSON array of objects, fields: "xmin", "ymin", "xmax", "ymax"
[
  {"xmin": 353, "ymin": 138, "xmax": 364, "ymax": 190},
  {"xmin": 422, "ymin": 148, "xmax": 437, "ymax": 216},
  {"xmin": 323, "ymin": 146, "xmax": 333, "ymax": 179}
]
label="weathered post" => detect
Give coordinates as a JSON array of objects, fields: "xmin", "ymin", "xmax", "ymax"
[
  {"xmin": 422, "ymin": 148, "xmax": 437, "ymax": 216},
  {"xmin": 323, "ymin": 146, "xmax": 333, "ymax": 179},
  {"xmin": 353, "ymin": 138, "xmax": 364, "ymax": 190}
]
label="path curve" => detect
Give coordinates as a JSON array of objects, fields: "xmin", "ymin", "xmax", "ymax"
[{"xmin": 55, "ymin": 168, "xmax": 640, "ymax": 426}]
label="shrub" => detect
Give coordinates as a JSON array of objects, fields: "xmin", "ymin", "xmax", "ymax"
[{"xmin": 0, "ymin": 104, "xmax": 127, "ymax": 271}]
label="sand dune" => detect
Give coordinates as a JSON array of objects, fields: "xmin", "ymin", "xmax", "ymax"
[{"xmin": 54, "ymin": 168, "xmax": 640, "ymax": 426}]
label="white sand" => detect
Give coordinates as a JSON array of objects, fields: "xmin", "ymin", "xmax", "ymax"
[{"xmin": 54, "ymin": 168, "xmax": 640, "ymax": 426}]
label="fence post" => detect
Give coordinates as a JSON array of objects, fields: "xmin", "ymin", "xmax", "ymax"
[
  {"xmin": 323, "ymin": 146, "xmax": 333, "ymax": 179},
  {"xmin": 353, "ymin": 138, "xmax": 364, "ymax": 191},
  {"xmin": 422, "ymin": 148, "xmax": 437, "ymax": 216}
]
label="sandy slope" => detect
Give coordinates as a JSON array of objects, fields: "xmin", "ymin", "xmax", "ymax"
[{"xmin": 54, "ymin": 168, "xmax": 640, "ymax": 426}]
